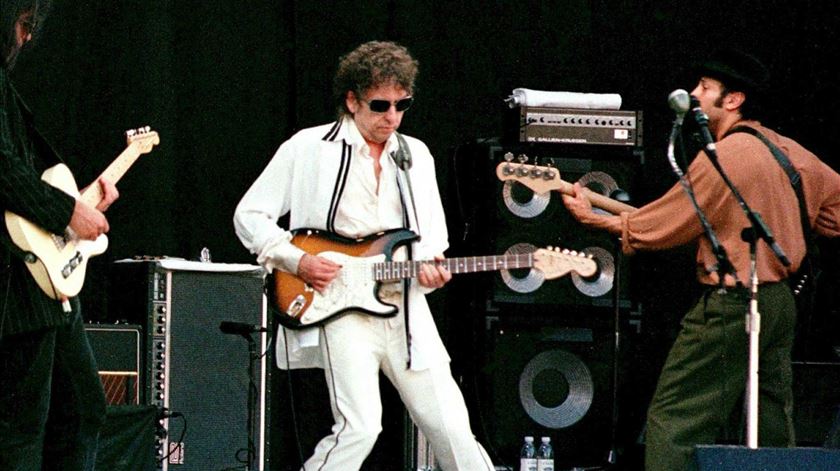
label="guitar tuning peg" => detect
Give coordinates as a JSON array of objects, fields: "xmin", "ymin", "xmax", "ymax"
[
  {"xmin": 517, "ymin": 154, "xmax": 528, "ymax": 164},
  {"xmin": 562, "ymin": 248, "xmax": 570, "ymax": 254},
  {"xmin": 143, "ymin": 125, "xmax": 150, "ymax": 132},
  {"xmin": 503, "ymin": 152, "xmax": 514, "ymax": 162},
  {"xmin": 546, "ymin": 245, "xmax": 554, "ymax": 251},
  {"xmin": 530, "ymin": 167, "xmax": 543, "ymax": 178}
]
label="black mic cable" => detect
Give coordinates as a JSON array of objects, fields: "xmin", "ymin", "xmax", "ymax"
[
  {"xmin": 690, "ymin": 95, "xmax": 718, "ymax": 158},
  {"xmin": 688, "ymin": 96, "xmax": 790, "ymax": 267},
  {"xmin": 667, "ymin": 90, "xmax": 738, "ymax": 288}
]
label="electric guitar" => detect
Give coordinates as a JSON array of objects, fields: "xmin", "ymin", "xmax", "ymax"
[
  {"xmin": 269, "ymin": 228, "xmax": 597, "ymax": 329},
  {"xmin": 495, "ymin": 161, "xmax": 637, "ymax": 214},
  {"xmin": 4, "ymin": 127, "xmax": 160, "ymax": 305}
]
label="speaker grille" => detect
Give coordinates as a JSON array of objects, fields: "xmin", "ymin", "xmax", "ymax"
[
  {"xmin": 108, "ymin": 262, "xmax": 270, "ymax": 471},
  {"xmin": 481, "ymin": 316, "xmax": 614, "ymax": 469}
]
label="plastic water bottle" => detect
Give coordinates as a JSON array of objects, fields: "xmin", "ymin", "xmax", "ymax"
[
  {"xmin": 520, "ymin": 436, "xmax": 537, "ymax": 471},
  {"xmin": 537, "ymin": 436, "xmax": 554, "ymax": 471}
]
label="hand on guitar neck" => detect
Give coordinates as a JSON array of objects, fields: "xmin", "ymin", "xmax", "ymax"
[
  {"xmin": 562, "ymin": 182, "xmax": 624, "ymax": 236},
  {"xmin": 495, "ymin": 161, "xmax": 636, "ymax": 215},
  {"xmin": 416, "ymin": 255, "xmax": 452, "ymax": 289},
  {"xmin": 69, "ymin": 177, "xmax": 119, "ymax": 240}
]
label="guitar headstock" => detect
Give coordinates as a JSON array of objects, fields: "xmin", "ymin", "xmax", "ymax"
[
  {"xmin": 533, "ymin": 247, "xmax": 597, "ymax": 279},
  {"xmin": 495, "ymin": 152, "xmax": 562, "ymax": 193},
  {"xmin": 125, "ymin": 126, "xmax": 160, "ymax": 154}
]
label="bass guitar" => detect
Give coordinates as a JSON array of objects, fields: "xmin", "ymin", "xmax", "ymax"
[
  {"xmin": 4, "ymin": 127, "xmax": 160, "ymax": 308},
  {"xmin": 496, "ymin": 160, "xmax": 637, "ymax": 214},
  {"xmin": 269, "ymin": 228, "xmax": 597, "ymax": 329}
]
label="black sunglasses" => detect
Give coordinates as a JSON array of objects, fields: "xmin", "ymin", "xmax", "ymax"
[{"xmin": 362, "ymin": 96, "xmax": 414, "ymax": 113}]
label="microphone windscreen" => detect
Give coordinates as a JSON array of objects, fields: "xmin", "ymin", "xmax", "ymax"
[{"xmin": 667, "ymin": 89, "xmax": 690, "ymax": 114}]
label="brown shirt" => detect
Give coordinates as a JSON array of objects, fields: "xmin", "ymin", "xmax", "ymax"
[{"xmin": 620, "ymin": 121, "xmax": 840, "ymax": 286}]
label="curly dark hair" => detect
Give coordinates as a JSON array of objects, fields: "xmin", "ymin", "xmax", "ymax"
[
  {"xmin": 1, "ymin": 0, "xmax": 50, "ymax": 69},
  {"xmin": 332, "ymin": 41, "xmax": 419, "ymax": 118}
]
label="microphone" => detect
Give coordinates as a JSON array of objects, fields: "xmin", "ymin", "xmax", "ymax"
[
  {"xmin": 689, "ymin": 96, "xmax": 717, "ymax": 156},
  {"xmin": 667, "ymin": 89, "xmax": 690, "ymax": 125},
  {"xmin": 667, "ymin": 90, "xmax": 690, "ymax": 177},
  {"xmin": 219, "ymin": 321, "xmax": 268, "ymax": 338},
  {"xmin": 390, "ymin": 148, "xmax": 412, "ymax": 170}
]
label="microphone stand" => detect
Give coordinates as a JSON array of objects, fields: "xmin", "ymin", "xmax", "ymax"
[
  {"xmin": 667, "ymin": 118, "xmax": 738, "ymax": 290},
  {"xmin": 220, "ymin": 324, "xmax": 260, "ymax": 471},
  {"xmin": 606, "ymin": 198, "xmax": 628, "ymax": 468},
  {"xmin": 690, "ymin": 104, "xmax": 791, "ymax": 449},
  {"xmin": 246, "ymin": 333, "xmax": 258, "ymax": 471}
]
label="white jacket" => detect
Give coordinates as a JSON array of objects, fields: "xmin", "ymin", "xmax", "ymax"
[{"xmin": 234, "ymin": 117, "xmax": 450, "ymax": 370}]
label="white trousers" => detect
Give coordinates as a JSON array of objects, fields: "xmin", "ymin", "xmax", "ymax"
[{"xmin": 302, "ymin": 313, "xmax": 493, "ymax": 471}]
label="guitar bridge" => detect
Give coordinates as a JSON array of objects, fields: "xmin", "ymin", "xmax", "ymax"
[{"xmin": 286, "ymin": 294, "xmax": 307, "ymax": 318}]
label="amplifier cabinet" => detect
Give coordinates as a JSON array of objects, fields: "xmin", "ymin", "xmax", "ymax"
[
  {"xmin": 519, "ymin": 107, "xmax": 643, "ymax": 146},
  {"xmin": 84, "ymin": 324, "xmax": 142, "ymax": 405},
  {"xmin": 108, "ymin": 260, "xmax": 270, "ymax": 471}
]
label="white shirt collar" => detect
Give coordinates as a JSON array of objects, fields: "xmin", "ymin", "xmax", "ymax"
[{"xmin": 337, "ymin": 115, "xmax": 400, "ymax": 158}]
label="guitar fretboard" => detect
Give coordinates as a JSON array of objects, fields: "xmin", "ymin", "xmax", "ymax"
[
  {"xmin": 80, "ymin": 146, "xmax": 143, "ymax": 207},
  {"xmin": 372, "ymin": 253, "xmax": 534, "ymax": 281}
]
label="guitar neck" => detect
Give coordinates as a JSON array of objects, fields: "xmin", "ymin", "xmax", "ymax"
[
  {"xmin": 574, "ymin": 185, "xmax": 637, "ymax": 214},
  {"xmin": 79, "ymin": 144, "xmax": 143, "ymax": 207},
  {"xmin": 495, "ymin": 162, "xmax": 637, "ymax": 214},
  {"xmin": 374, "ymin": 253, "xmax": 534, "ymax": 281}
]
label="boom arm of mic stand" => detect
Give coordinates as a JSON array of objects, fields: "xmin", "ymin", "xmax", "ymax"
[
  {"xmin": 691, "ymin": 105, "xmax": 790, "ymax": 267},
  {"xmin": 690, "ymin": 108, "xmax": 784, "ymax": 449},
  {"xmin": 668, "ymin": 121, "xmax": 738, "ymax": 287}
]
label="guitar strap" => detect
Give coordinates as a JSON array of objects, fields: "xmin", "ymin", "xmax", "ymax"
[
  {"xmin": 725, "ymin": 126, "xmax": 819, "ymax": 288},
  {"xmin": 392, "ymin": 132, "xmax": 420, "ymax": 232},
  {"xmin": 392, "ymin": 132, "xmax": 419, "ymax": 369}
]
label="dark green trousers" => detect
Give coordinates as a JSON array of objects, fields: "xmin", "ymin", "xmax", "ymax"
[{"xmin": 645, "ymin": 282, "xmax": 796, "ymax": 471}]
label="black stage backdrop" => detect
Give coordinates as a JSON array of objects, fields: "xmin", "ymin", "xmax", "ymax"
[{"xmin": 9, "ymin": 1, "xmax": 840, "ymax": 469}]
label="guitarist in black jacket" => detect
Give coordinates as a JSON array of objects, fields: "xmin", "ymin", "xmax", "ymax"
[{"xmin": 0, "ymin": 1, "xmax": 119, "ymax": 469}]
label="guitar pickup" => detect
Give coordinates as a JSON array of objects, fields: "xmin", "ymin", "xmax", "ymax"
[
  {"xmin": 286, "ymin": 294, "xmax": 307, "ymax": 318},
  {"xmin": 61, "ymin": 252, "xmax": 84, "ymax": 278}
]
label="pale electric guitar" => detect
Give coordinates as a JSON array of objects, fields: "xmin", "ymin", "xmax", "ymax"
[
  {"xmin": 495, "ymin": 160, "xmax": 637, "ymax": 214},
  {"xmin": 4, "ymin": 127, "xmax": 160, "ymax": 308},
  {"xmin": 269, "ymin": 228, "xmax": 597, "ymax": 329}
]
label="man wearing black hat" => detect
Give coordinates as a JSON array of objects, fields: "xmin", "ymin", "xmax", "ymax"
[{"xmin": 562, "ymin": 49, "xmax": 840, "ymax": 470}]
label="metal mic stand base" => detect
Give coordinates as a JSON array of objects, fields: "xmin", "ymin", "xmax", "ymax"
[{"xmin": 741, "ymin": 228, "xmax": 761, "ymax": 449}]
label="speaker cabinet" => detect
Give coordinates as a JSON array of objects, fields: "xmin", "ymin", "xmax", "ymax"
[
  {"xmin": 479, "ymin": 314, "xmax": 615, "ymax": 469},
  {"xmin": 108, "ymin": 260, "xmax": 270, "ymax": 471},
  {"xmin": 85, "ymin": 324, "xmax": 142, "ymax": 405},
  {"xmin": 695, "ymin": 445, "xmax": 840, "ymax": 470},
  {"xmin": 793, "ymin": 361, "xmax": 840, "ymax": 446},
  {"xmin": 451, "ymin": 139, "xmax": 641, "ymax": 310}
]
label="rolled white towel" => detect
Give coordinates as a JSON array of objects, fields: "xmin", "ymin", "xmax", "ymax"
[{"xmin": 506, "ymin": 88, "xmax": 622, "ymax": 110}]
